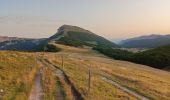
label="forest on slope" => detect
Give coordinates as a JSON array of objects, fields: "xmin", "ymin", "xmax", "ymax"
[{"xmin": 93, "ymin": 45, "xmax": 170, "ymax": 69}]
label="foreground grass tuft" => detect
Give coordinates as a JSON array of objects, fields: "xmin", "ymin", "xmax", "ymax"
[{"xmin": 0, "ymin": 51, "xmax": 38, "ymax": 100}]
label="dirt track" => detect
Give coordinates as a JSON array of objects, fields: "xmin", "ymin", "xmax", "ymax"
[
  {"xmin": 42, "ymin": 59, "xmax": 84, "ymax": 100},
  {"xmin": 100, "ymin": 76, "xmax": 150, "ymax": 100},
  {"xmin": 29, "ymin": 72, "xmax": 43, "ymax": 100}
]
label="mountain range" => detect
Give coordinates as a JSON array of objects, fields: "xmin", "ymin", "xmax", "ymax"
[
  {"xmin": 120, "ymin": 34, "xmax": 170, "ymax": 48},
  {"xmin": 0, "ymin": 26, "xmax": 170, "ymax": 52},
  {"xmin": 0, "ymin": 25, "xmax": 118, "ymax": 51}
]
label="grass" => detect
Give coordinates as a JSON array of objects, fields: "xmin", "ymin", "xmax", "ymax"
[
  {"xmin": 1, "ymin": 44, "xmax": 170, "ymax": 100},
  {"xmin": 43, "ymin": 44, "xmax": 170, "ymax": 100},
  {"xmin": 58, "ymin": 76, "xmax": 73, "ymax": 100},
  {"xmin": 40, "ymin": 57, "xmax": 73, "ymax": 100},
  {"xmin": 0, "ymin": 51, "xmax": 38, "ymax": 100},
  {"xmin": 41, "ymin": 66, "xmax": 56, "ymax": 100},
  {"xmin": 43, "ymin": 51, "xmax": 136, "ymax": 99},
  {"xmin": 98, "ymin": 61, "xmax": 170, "ymax": 100}
]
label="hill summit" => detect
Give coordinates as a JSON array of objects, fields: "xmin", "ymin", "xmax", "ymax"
[
  {"xmin": 50, "ymin": 25, "xmax": 93, "ymax": 40},
  {"xmin": 49, "ymin": 25, "xmax": 118, "ymax": 47},
  {"xmin": 56, "ymin": 25, "xmax": 92, "ymax": 34}
]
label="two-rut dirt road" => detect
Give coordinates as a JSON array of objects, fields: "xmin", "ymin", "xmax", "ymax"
[
  {"xmin": 29, "ymin": 56, "xmax": 149, "ymax": 100},
  {"xmin": 29, "ymin": 60, "xmax": 65, "ymax": 100},
  {"xmin": 41, "ymin": 59, "xmax": 65, "ymax": 100},
  {"xmin": 41, "ymin": 59, "xmax": 84, "ymax": 100}
]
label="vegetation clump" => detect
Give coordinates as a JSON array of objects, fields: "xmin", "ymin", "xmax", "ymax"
[
  {"xmin": 44, "ymin": 44, "xmax": 61, "ymax": 52},
  {"xmin": 0, "ymin": 51, "xmax": 38, "ymax": 100},
  {"xmin": 42, "ymin": 67, "xmax": 57, "ymax": 100},
  {"xmin": 93, "ymin": 45, "xmax": 170, "ymax": 69}
]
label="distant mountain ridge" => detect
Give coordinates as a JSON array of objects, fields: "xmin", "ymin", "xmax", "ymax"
[
  {"xmin": 0, "ymin": 37, "xmax": 46, "ymax": 51},
  {"xmin": 120, "ymin": 34, "xmax": 170, "ymax": 48}
]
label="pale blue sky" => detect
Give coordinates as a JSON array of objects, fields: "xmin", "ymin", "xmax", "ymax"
[{"xmin": 1, "ymin": 0, "xmax": 170, "ymax": 40}]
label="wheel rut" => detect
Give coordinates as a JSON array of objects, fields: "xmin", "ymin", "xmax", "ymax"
[
  {"xmin": 28, "ymin": 71, "xmax": 43, "ymax": 100},
  {"xmin": 40, "ymin": 59, "xmax": 84, "ymax": 100},
  {"xmin": 100, "ymin": 75, "xmax": 150, "ymax": 100}
]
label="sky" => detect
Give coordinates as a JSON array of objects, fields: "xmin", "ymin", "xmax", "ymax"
[{"xmin": 0, "ymin": 0, "xmax": 170, "ymax": 40}]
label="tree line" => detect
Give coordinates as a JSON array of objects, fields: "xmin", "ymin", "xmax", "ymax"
[{"xmin": 93, "ymin": 45, "xmax": 170, "ymax": 69}]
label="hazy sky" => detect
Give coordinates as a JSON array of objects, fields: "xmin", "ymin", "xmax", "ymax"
[{"xmin": 1, "ymin": 0, "xmax": 170, "ymax": 40}]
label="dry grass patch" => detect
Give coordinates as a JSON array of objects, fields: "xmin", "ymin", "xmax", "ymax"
[
  {"xmin": 89, "ymin": 57, "xmax": 170, "ymax": 100},
  {"xmin": 41, "ymin": 66, "xmax": 56, "ymax": 100},
  {"xmin": 38, "ymin": 45, "xmax": 170, "ymax": 100},
  {"xmin": 43, "ymin": 45, "xmax": 170, "ymax": 100},
  {"xmin": 0, "ymin": 51, "xmax": 38, "ymax": 100},
  {"xmin": 44, "ymin": 53, "xmax": 136, "ymax": 100}
]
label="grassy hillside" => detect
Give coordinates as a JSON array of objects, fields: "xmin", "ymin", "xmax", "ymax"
[
  {"xmin": 43, "ymin": 44, "xmax": 170, "ymax": 100},
  {"xmin": 42, "ymin": 49, "xmax": 136, "ymax": 100},
  {"xmin": 1, "ymin": 43, "xmax": 170, "ymax": 100}
]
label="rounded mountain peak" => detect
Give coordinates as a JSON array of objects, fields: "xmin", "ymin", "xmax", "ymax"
[{"xmin": 58, "ymin": 25, "xmax": 92, "ymax": 34}]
